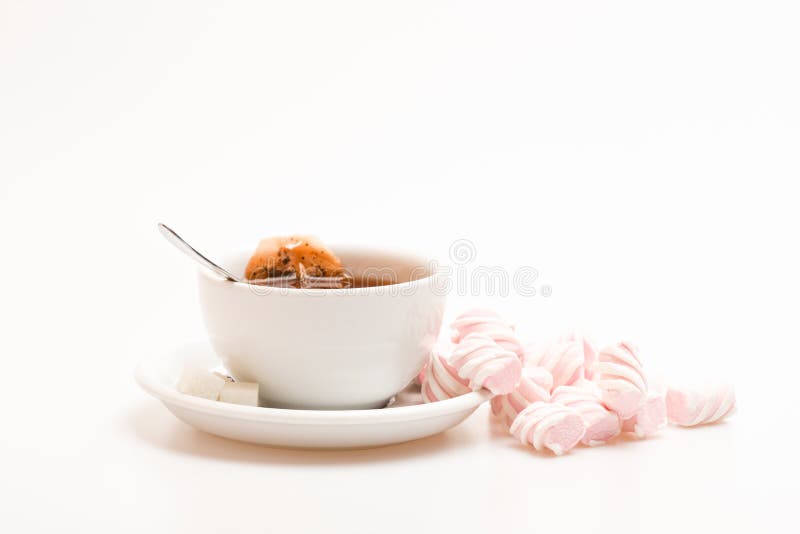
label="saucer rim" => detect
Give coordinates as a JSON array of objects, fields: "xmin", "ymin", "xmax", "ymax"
[{"xmin": 135, "ymin": 344, "xmax": 492, "ymax": 426}]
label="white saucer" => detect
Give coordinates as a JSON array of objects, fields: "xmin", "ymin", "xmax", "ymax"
[{"xmin": 135, "ymin": 341, "xmax": 491, "ymax": 449}]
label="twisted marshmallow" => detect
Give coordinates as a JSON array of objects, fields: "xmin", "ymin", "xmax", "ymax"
[
  {"xmin": 557, "ymin": 331, "xmax": 598, "ymax": 380},
  {"xmin": 524, "ymin": 341, "xmax": 584, "ymax": 388},
  {"xmin": 666, "ymin": 383, "xmax": 736, "ymax": 427},
  {"xmin": 491, "ymin": 366, "xmax": 553, "ymax": 427},
  {"xmin": 451, "ymin": 308, "xmax": 525, "ymax": 357},
  {"xmin": 451, "ymin": 333, "xmax": 522, "ymax": 395},
  {"xmin": 594, "ymin": 341, "xmax": 648, "ymax": 419},
  {"xmin": 551, "ymin": 380, "xmax": 621, "ymax": 446},
  {"xmin": 420, "ymin": 351, "xmax": 471, "ymax": 403},
  {"xmin": 509, "ymin": 401, "xmax": 586, "ymax": 455},
  {"xmin": 621, "ymin": 392, "xmax": 667, "ymax": 437}
]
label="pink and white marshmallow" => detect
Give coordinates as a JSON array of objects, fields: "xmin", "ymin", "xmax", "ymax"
[
  {"xmin": 551, "ymin": 380, "xmax": 621, "ymax": 446},
  {"xmin": 450, "ymin": 333, "xmax": 522, "ymax": 395},
  {"xmin": 491, "ymin": 366, "xmax": 553, "ymax": 427},
  {"xmin": 557, "ymin": 331, "xmax": 598, "ymax": 380},
  {"xmin": 666, "ymin": 383, "xmax": 736, "ymax": 427},
  {"xmin": 621, "ymin": 391, "xmax": 667, "ymax": 437},
  {"xmin": 594, "ymin": 341, "xmax": 648, "ymax": 419},
  {"xmin": 450, "ymin": 308, "xmax": 525, "ymax": 357},
  {"xmin": 420, "ymin": 351, "xmax": 471, "ymax": 403},
  {"xmin": 524, "ymin": 340, "xmax": 584, "ymax": 388},
  {"xmin": 510, "ymin": 401, "xmax": 586, "ymax": 455}
]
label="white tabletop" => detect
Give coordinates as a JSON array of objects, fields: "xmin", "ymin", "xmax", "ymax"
[{"xmin": 1, "ymin": 1, "xmax": 798, "ymax": 532}]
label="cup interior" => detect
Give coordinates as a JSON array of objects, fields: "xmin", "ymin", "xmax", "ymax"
[{"xmin": 218, "ymin": 245, "xmax": 435, "ymax": 288}]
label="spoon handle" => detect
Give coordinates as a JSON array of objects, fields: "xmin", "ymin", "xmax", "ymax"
[{"xmin": 157, "ymin": 223, "xmax": 239, "ymax": 282}]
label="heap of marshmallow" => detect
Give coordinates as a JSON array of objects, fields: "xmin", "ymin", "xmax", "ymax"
[{"xmin": 420, "ymin": 309, "xmax": 736, "ymax": 455}]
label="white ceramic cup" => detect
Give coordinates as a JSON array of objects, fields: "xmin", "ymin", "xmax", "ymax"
[{"xmin": 197, "ymin": 246, "xmax": 447, "ymax": 410}]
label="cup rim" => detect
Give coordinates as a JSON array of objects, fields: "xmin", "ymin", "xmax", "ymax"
[{"xmin": 198, "ymin": 244, "xmax": 441, "ymax": 296}]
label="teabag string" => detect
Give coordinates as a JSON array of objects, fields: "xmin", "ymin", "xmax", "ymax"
[{"xmin": 247, "ymin": 263, "xmax": 352, "ymax": 289}]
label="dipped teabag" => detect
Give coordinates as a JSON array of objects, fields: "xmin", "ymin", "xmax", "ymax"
[
  {"xmin": 245, "ymin": 235, "xmax": 344, "ymax": 279},
  {"xmin": 244, "ymin": 235, "xmax": 351, "ymax": 289},
  {"xmin": 296, "ymin": 263, "xmax": 353, "ymax": 289},
  {"xmin": 245, "ymin": 270, "xmax": 353, "ymax": 289}
]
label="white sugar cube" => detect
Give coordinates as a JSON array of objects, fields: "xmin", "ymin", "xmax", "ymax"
[
  {"xmin": 218, "ymin": 382, "xmax": 259, "ymax": 407},
  {"xmin": 176, "ymin": 365, "xmax": 227, "ymax": 400},
  {"xmin": 212, "ymin": 370, "xmax": 235, "ymax": 383}
]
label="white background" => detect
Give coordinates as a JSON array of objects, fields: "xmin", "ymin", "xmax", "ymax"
[{"xmin": 1, "ymin": 1, "xmax": 798, "ymax": 532}]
